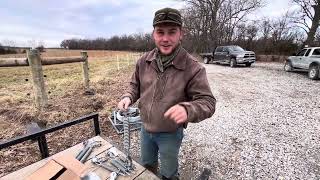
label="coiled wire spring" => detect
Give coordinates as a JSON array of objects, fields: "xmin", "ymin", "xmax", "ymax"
[{"xmin": 123, "ymin": 112, "xmax": 133, "ymax": 169}]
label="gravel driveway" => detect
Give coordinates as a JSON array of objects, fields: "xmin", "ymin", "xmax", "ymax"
[{"xmin": 179, "ymin": 62, "xmax": 320, "ymax": 180}]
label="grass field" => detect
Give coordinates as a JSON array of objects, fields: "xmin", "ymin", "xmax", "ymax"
[
  {"xmin": 0, "ymin": 49, "xmax": 134, "ymax": 58},
  {"xmin": 0, "ymin": 50, "xmax": 139, "ymax": 176}
]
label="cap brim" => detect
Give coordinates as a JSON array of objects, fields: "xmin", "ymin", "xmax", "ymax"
[{"xmin": 153, "ymin": 20, "xmax": 182, "ymax": 27}]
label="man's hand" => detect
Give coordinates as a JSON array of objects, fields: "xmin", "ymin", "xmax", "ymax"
[
  {"xmin": 118, "ymin": 97, "xmax": 131, "ymax": 111},
  {"xmin": 164, "ymin": 104, "xmax": 188, "ymax": 124}
]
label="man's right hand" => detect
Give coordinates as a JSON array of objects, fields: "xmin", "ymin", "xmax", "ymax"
[{"xmin": 117, "ymin": 97, "xmax": 131, "ymax": 111}]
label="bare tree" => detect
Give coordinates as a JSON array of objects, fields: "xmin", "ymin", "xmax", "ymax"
[
  {"xmin": 182, "ymin": 0, "xmax": 264, "ymax": 51},
  {"xmin": 271, "ymin": 13, "xmax": 293, "ymax": 42},
  {"xmin": 1, "ymin": 39, "xmax": 16, "ymax": 47},
  {"xmin": 27, "ymin": 39, "xmax": 37, "ymax": 48},
  {"xmin": 292, "ymin": 0, "xmax": 320, "ymax": 45},
  {"xmin": 259, "ymin": 18, "xmax": 272, "ymax": 40},
  {"xmin": 246, "ymin": 23, "xmax": 259, "ymax": 41},
  {"xmin": 60, "ymin": 33, "xmax": 154, "ymax": 52}
]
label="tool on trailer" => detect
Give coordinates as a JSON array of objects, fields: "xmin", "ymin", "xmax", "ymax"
[
  {"xmin": 106, "ymin": 147, "xmax": 119, "ymax": 158},
  {"xmin": 110, "ymin": 159, "xmax": 131, "ymax": 175},
  {"xmin": 105, "ymin": 149, "xmax": 134, "ymax": 174},
  {"xmin": 110, "ymin": 172, "xmax": 118, "ymax": 180},
  {"xmin": 80, "ymin": 145, "xmax": 94, "ymax": 163},
  {"xmin": 88, "ymin": 107, "xmax": 138, "ymax": 177},
  {"xmin": 76, "ymin": 140, "xmax": 101, "ymax": 163},
  {"xmin": 80, "ymin": 141, "xmax": 101, "ymax": 163},
  {"xmin": 81, "ymin": 172, "xmax": 101, "ymax": 180},
  {"xmin": 76, "ymin": 140, "xmax": 90, "ymax": 159},
  {"xmin": 91, "ymin": 157, "xmax": 125, "ymax": 176}
]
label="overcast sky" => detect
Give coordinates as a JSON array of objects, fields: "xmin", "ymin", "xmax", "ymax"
[{"xmin": 0, "ymin": 0, "xmax": 294, "ymax": 47}]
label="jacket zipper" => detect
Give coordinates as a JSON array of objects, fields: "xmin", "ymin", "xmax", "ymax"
[{"xmin": 147, "ymin": 72, "xmax": 163, "ymax": 122}]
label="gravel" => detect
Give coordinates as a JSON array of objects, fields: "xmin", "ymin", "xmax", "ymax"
[{"xmin": 179, "ymin": 62, "xmax": 320, "ymax": 180}]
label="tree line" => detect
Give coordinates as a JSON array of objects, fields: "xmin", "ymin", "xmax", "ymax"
[
  {"xmin": 0, "ymin": 43, "xmax": 19, "ymax": 54},
  {"xmin": 60, "ymin": 34, "xmax": 155, "ymax": 52},
  {"xmin": 181, "ymin": 0, "xmax": 320, "ymax": 55},
  {"xmin": 46, "ymin": 0, "xmax": 320, "ymax": 55},
  {"xmin": 0, "ymin": 44, "xmax": 45, "ymax": 55}
]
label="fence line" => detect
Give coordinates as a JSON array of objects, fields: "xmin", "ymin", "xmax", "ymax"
[
  {"xmin": 0, "ymin": 51, "xmax": 142, "ymax": 110},
  {"xmin": 0, "ymin": 50, "xmax": 89, "ymax": 110}
]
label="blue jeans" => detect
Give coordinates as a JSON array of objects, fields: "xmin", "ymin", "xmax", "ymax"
[{"xmin": 140, "ymin": 126, "xmax": 184, "ymax": 178}]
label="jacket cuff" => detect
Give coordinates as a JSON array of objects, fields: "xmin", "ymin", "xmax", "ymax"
[
  {"xmin": 179, "ymin": 102, "xmax": 196, "ymax": 123},
  {"xmin": 121, "ymin": 94, "xmax": 133, "ymax": 103}
]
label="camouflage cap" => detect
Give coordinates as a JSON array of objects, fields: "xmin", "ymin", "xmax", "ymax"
[{"xmin": 153, "ymin": 7, "xmax": 182, "ymax": 27}]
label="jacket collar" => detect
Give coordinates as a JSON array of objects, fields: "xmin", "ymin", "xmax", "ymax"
[{"xmin": 146, "ymin": 47, "xmax": 187, "ymax": 70}]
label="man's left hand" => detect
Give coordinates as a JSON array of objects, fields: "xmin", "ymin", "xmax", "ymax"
[{"xmin": 164, "ymin": 105, "xmax": 187, "ymax": 124}]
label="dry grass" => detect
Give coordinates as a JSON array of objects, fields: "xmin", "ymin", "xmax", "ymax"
[
  {"xmin": 0, "ymin": 49, "xmax": 140, "ymax": 59},
  {"xmin": 0, "ymin": 50, "xmax": 139, "ymax": 177}
]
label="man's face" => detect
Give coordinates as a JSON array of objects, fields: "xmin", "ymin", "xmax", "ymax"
[{"xmin": 153, "ymin": 24, "xmax": 182, "ymax": 55}]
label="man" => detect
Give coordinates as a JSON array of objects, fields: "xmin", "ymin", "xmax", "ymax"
[{"xmin": 118, "ymin": 7, "xmax": 216, "ymax": 180}]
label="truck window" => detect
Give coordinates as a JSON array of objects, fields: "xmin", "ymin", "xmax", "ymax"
[
  {"xmin": 297, "ymin": 49, "xmax": 307, "ymax": 56},
  {"xmin": 216, "ymin": 47, "xmax": 223, "ymax": 52},
  {"xmin": 222, "ymin": 47, "xmax": 229, "ymax": 52},
  {"xmin": 305, "ymin": 49, "xmax": 311, "ymax": 56},
  {"xmin": 312, "ymin": 48, "xmax": 320, "ymax": 55},
  {"xmin": 229, "ymin": 46, "xmax": 245, "ymax": 52}
]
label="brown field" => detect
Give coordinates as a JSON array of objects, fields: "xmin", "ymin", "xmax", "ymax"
[
  {"xmin": 0, "ymin": 50, "xmax": 139, "ymax": 177},
  {"xmin": 0, "ymin": 49, "xmax": 138, "ymax": 59}
]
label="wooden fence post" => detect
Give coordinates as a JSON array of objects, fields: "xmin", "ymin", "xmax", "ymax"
[
  {"xmin": 80, "ymin": 51, "xmax": 90, "ymax": 91},
  {"xmin": 27, "ymin": 49, "xmax": 48, "ymax": 110}
]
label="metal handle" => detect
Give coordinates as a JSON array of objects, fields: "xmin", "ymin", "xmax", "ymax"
[
  {"xmin": 80, "ymin": 146, "xmax": 93, "ymax": 163},
  {"xmin": 76, "ymin": 146, "xmax": 90, "ymax": 160}
]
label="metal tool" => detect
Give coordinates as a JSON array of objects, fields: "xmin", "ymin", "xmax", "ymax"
[
  {"xmin": 106, "ymin": 147, "xmax": 119, "ymax": 159},
  {"xmin": 110, "ymin": 159, "xmax": 131, "ymax": 175},
  {"xmin": 80, "ymin": 146, "xmax": 93, "ymax": 163},
  {"xmin": 81, "ymin": 172, "xmax": 101, "ymax": 180},
  {"xmin": 105, "ymin": 149, "xmax": 135, "ymax": 174},
  {"xmin": 80, "ymin": 141, "xmax": 101, "ymax": 163},
  {"xmin": 110, "ymin": 172, "xmax": 118, "ymax": 180},
  {"xmin": 76, "ymin": 140, "xmax": 90, "ymax": 160},
  {"xmin": 76, "ymin": 140, "xmax": 101, "ymax": 163},
  {"xmin": 91, "ymin": 157, "xmax": 125, "ymax": 176}
]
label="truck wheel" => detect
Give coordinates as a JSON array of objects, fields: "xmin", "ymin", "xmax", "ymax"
[
  {"xmin": 203, "ymin": 57, "xmax": 210, "ymax": 64},
  {"xmin": 308, "ymin": 65, "xmax": 319, "ymax": 80},
  {"xmin": 245, "ymin": 63, "xmax": 252, "ymax": 67},
  {"xmin": 230, "ymin": 58, "xmax": 237, "ymax": 68},
  {"xmin": 284, "ymin": 61, "xmax": 293, "ymax": 72}
]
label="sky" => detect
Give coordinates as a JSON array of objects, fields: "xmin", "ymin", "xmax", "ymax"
[{"xmin": 0, "ymin": 0, "xmax": 295, "ymax": 48}]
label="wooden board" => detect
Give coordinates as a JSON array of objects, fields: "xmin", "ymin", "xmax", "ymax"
[
  {"xmin": 1, "ymin": 136, "xmax": 112, "ymax": 180},
  {"xmin": 1, "ymin": 136, "xmax": 159, "ymax": 180}
]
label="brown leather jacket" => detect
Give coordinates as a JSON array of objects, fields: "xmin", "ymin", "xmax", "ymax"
[{"xmin": 122, "ymin": 48, "xmax": 216, "ymax": 132}]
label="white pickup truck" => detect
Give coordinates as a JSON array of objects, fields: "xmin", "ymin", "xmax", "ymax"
[{"xmin": 284, "ymin": 47, "xmax": 320, "ymax": 80}]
